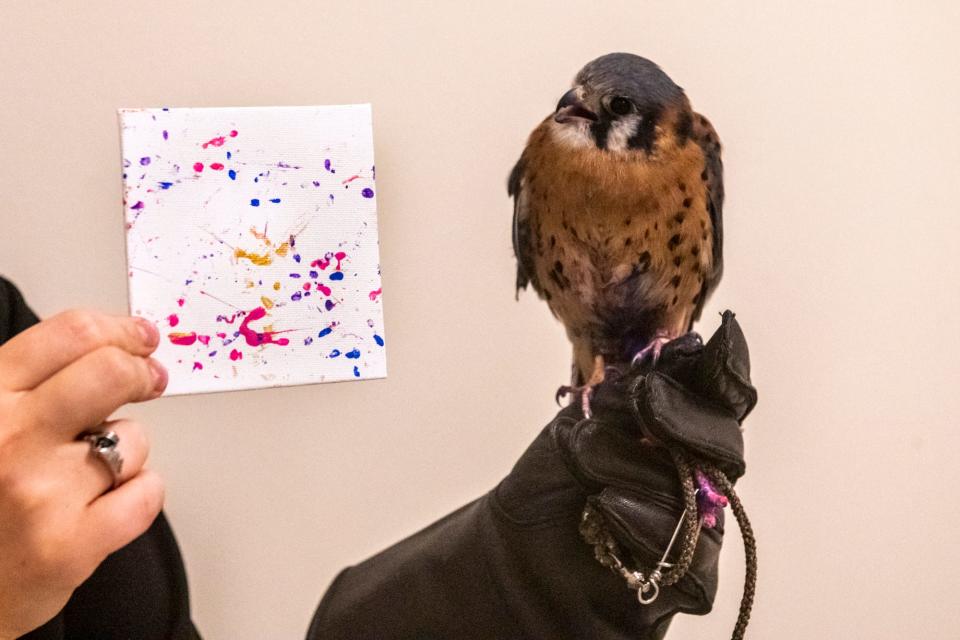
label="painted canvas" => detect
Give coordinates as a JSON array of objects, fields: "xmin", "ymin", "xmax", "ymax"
[{"xmin": 119, "ymin": 105, "xmax": 386, "ymax": 395}]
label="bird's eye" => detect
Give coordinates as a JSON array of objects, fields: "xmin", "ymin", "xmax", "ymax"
[{"xmin": 608, "ymin": 96, "xmax": 633, "ymax": 116}]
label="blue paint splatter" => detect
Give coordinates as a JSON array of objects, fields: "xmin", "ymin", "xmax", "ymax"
[
  {"xmin": 209, "ymin": 350, "xmax": 218, "ymax": 357},
  {"xmin": 162, "ymin": 130, "xmax": 168, "ymax": 140},
  {"xmin": 293, "ymin": 254, "xmax": 301, "ymax": 263},
  {"xmin": 318, "ymin": 327, "xmax": 333, "ymax": 338},
  {"xmin": 324, "ymin": 159, "xmax": 332, "ymax": 171},
  {"xmin": 291, "ymin": 291, "xmax": 302, "ymax": 301},
  {"xmin": 304, "ymin": 337, "xmax": 313, "ymax": 346},
  {"xmin": 250, "ymin": 198, "xmax": 260, "ymax": 206},
  {"xmin": 361, "ymin": 188, "xmax": 374, "ymax": 198},
  {"xmin": 269, "ymin": 198, "xmax": 281, "ymax": 204},
  {"xmin": 158, "ymin": 181, "xmax": 174, "ymax": 190},
  {"xmin": 140, "ymin": 157, "xmax": 151, "ymax": 166},
  {"xmin": 254, "ymin": 177, "xmax": 259, "ymax": 183},
  {"xmin": 374, "ymin": 334, "xmax": 384, "ymax": 346},
  {"xmin": 228, "ymin": 169, "xmax": 237, "ymax": 180},
  {"xmin": 329, "ymin": 194, "xmax": 335, "ymax": 201},
  {"xmin": 324, "ymin": 300, "xmax": 335, "ymax": 311},
  {"xmin": 353, "ymin": 366, "xmax": 360, "ymax": 377},
  {"xmin": 130, "ymin": 201, "xmax": 144, "ymax": 210},
  {"xmin": 185, "ymin": 279, "xmax": 193, "ymax": 285},
  {"xmin": 226, "ymin": 151, "xmax": 232, "ymax": 159},
  {"xmin": 312, "ymin": 180, "xmax": 320, "ymax": 187},
  {"xmin": 345, "ymin": 348, "xmax": 361, "ymax": 359},
  {"xmin": 289, "ymin": 273, "xmax": 301, "ymax": 278},
  {"xmin": 309, "ymin": 270, "xmax": 318, "ymax": 278},
  {"xmin": 329, "ymin": 349, "xmax": 341, "ymax": 358},
  {"xmin": 330, "ymin": 272, "xmax": 344, "ymax": 281}
]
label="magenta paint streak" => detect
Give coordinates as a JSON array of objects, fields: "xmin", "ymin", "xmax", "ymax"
[
  {"xmin": 197, "ymin": 335, "xmax": 211, "ymax": 346},
  {"xmin": 369, "ymin": 288, "xmax": 382, "ymax": 301},
  {"xmin": 193, "ymin": 162, "xmax": 204, "ymax": 172},
  {"xmin": 192, "ymin": 361, "xmax": 203, "ymax": 371},
  {"xmin": 210, "ymin": 162, "xmax": 225, "ymax": 171},
  {"xmin": 202, "ymin": 136, "xmax": 226, "ymax": 149},
  {"xmin": 177, "ymin": 298, "xmax": 185, "ymax": 307},
  {"xmin": 334, "ymin": 251, "xmax": 346, "ymax": 270},
  {"xmin": 230, "ymin": 349, "xmax": 243, "ymax": 361},
  {"xmin": 316, "ymin": 283, "xmax": 332, "ymax": 296},
  {"xmin": 169, "ymin": 332, "xmax": 197, "ymax": 346},
  {"xmin": 238, "ymin": 307, "xmax": 290, "ymax": 347},
  {"xmin": 167, "ymin": 313, "xmax": 179, "ymax": 327},
  {"xmin": 341, "ymin": 174, "xmax": 360, "ymax": 184}
]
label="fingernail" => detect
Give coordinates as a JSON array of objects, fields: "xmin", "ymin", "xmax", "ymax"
[
  {"xmin": 148, "ymin": 358, "xmax": 168, "ymax": 394},
  {"xmin": 136, "ymin": 317, "xmax": 159, "ymax": 347}
]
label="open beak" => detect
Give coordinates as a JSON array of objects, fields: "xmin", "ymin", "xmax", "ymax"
[{"xmin": 554, "ymin": 88, "xmax": 597, "ymax": 124}]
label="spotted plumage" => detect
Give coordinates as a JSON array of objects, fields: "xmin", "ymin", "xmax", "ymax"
[{"xmin": 510, "ymin": 53, "xmax": 724, "ymax": 392}]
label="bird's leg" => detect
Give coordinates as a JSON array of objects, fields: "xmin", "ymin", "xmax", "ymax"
[
  {"xmin": 556, "ymin": 355, "xmax": 606, "ymax": 419},
  {"xmin": 632, "ymin": 329, "xmax": 675, "ymax": 367}
]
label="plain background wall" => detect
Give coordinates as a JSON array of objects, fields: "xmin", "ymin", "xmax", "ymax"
[{"xmin": 2, "ymin": 1, "xmax": 958, "ymax": 637}]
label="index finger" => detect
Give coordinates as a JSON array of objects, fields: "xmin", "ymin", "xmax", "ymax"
[{"xmin": 0, "ymin": 309, "xmax": 160, "ymax": 391}]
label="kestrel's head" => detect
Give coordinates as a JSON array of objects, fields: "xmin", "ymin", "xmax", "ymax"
[{"xmin": 552, "ymin": 53, "xmax": 689, "ymax": 154}]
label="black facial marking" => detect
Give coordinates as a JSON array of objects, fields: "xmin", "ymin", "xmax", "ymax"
[
  {"xmin": 691, "ymin": 245, "xmax": 700, "ymax": 256},
  {"xmin": 671, "ymin": 295, "xmax": 678, "ymax": 306},
  {"xmin": 671, "ymin": 274, "xmax": 682, "ymax": 288},
  {"xmin": 550, "ymin": 235, "xmax": 556, "ymax": 247},
  {"xmin": 624, "ymin": 237, "xmax": 632, "ymax": 246},
  {"xmin": 673, "ymin": 256, "xmax": 682, "ymax": 267},
  {"xmin": 668, "ymin": 234, "xmax": 683, "ymax": 250},
  {"xmin": 591, "ymin": 119, "xmax": 612, "ymax": 150},
  {"xmin": 672, "ymin": 212, "xmax": 685, "ymax": 225},
  {"xmin": 626, "ymin": 105, "xmax": 662, "ymax": 153},
  {"xmin": 624, "ymin": 217, "xmax": 632, "ymax": 227},
  {"xmin": 682, "ymin": 197, "xmax": 692, "ymax": 208}
]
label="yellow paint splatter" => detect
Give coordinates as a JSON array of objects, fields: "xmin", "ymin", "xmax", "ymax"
[
  {"xmin": 275, "ymin": 242, "xmax": 290, "ymax": 257},
  {"xmin": 261, "ymin": 296, "xmax": 274, "ymax": 309},
  {"xmin": 234, "ymin": 248, "xmax": 272, "ymax": 266},
  {"xmin": 273, "ymin": 281, "xmax": 281, "ymax": 291},
  {"xmin": 246, "ymin": 280, "xmax": 255, "ymax": 288}
]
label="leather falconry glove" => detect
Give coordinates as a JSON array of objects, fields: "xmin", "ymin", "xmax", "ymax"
[{"xmin": 308, "ymin": 311, "xmax": 756, "ymax": 640}]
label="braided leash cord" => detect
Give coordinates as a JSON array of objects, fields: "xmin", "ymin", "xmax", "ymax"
[{"xmin": 697, "ymin": 460, "xmax": 757, "ymax": 640}]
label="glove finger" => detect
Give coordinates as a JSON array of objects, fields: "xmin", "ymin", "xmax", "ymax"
[
  {"xmin": 694, "ymin": 310, "xmax": 757, "ymax": 422},
  {"xmin": 588, "ymin": 487, "xmax": 722, "ymax": 614},
  {"xmin": 556, "ymin": 417, "xmax": 682, "ymax": 496},
  {"xmin": 635, "ymin": 372, "xmax": 746, "ymax": 480}
]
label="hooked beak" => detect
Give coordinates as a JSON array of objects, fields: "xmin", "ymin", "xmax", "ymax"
[{"xmin": 554, "ymin": 88, "xmax": 597, "ymax": 124}]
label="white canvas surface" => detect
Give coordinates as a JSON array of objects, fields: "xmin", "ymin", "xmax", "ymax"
[{"xmin": 119, "ymin": 105, "xmax": 386, "ymax": 395}]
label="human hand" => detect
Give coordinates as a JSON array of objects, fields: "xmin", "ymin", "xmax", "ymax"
[{"xmin": 0, "ymin": 310, "xmax": 168, "ymax": 639}]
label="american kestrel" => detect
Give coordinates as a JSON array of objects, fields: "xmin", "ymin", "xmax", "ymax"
[{"xmin": 510, "ymin": 53, "xmax": 724, "ymax": 415}]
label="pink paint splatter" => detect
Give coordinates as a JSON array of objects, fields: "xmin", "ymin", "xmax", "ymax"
[
  {"xmin": 303, "ymin": 282, "xmax": 311, "ymax": 290},
  {"xmin": 341, "ymin": 174, "xmax": 361, "ymax": 184},
  {"xmin": 311, "ymin": 257, "xmax": 331, "ymax": 270},
  {"xmin": 230, "ymin": 130, "xmax": 238, "ymax": 137},
  {"xmin": 192, "ymin": 362, "xmax": 203, "ymax": 371},
  {"xmin": 238, "ymin": 306, "xmax": 290, "ymax": 347},
  {"xmin": 167, "ymin": 313, "xmax": 180, "ymax": 327},
  {"xmin": 193, "ymin": 162, "xmax": 204, "ymax": 172},
  {"xmin": 169, "ymin": 332, "xmax": 197, "ymax": 346},
  {"xmin": 130, "ymin": 201, "xmax": 144, "ymax": 210},
  {"xmin": 202, "ymin": 136, "xmax": 225, "ymax": 149},
  {"xmin": 216, "ymin": 332, "xmax": 227, "ymax": 339},
  {"xmin": 369, "ymin": 288, "xmax": 382, "ymax": 302},
  {"xmin": 177, "ymin": 298, "xmax": 185, "ymax": 307},
  {"xmin": 210, "ymin": 162, "xmax": 225, "ymax": 171},
  {"xmin": 197, "ymin": 335, "xmax": 211, "ymax": 346},
  {"xmin": 230, "ymin": 349, "xmax": 243, "ymax": 361},
  {"xmin": 316, "ymin": 283, "xmax": 332, "ymax": 296}
]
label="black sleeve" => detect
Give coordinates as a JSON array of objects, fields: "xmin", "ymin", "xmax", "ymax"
[{"xmin": 0, "ymin": 277, "xmax": 201, "ymax": 640}]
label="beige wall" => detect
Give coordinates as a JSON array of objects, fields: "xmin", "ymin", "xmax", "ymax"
[{"xmin": 2, "ymin": 1, "xmax": 958, "ymax": 637}]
